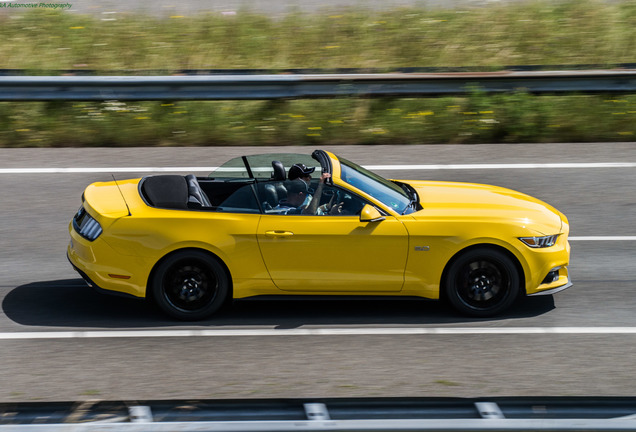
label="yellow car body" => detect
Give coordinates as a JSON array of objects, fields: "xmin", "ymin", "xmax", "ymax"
[{"xmin": 68, "ymin": 150, "xmax": 571, "ymax": 320}]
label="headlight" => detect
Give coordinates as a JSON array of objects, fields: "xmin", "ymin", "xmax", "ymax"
[{"xmin": 519, "ymin": 234, "xmax": 559, "ymax": 248}]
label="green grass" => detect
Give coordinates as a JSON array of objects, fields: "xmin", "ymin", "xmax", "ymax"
[{"xmin": 1, "ymin": 0, "xmax": 636, "ymax": 146}]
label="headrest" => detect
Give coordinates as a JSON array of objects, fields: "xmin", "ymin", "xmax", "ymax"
[{"xmin": 271, "ymin": 160, "xmax": 286, "ymax": 181}]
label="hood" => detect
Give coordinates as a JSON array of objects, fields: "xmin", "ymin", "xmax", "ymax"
[{"xmin": 403, "ymin": 180, "xmax": 565, "ymax": 234}]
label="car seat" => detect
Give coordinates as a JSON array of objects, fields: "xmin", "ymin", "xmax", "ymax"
[{"xmin": 185, "ymin": 174, "xmax": 212, "ymax": 208}]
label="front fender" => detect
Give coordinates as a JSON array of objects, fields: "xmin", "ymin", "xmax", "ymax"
[{"xmin": 401, "ymin": 233, "xmax": 530, "ymax": 299}]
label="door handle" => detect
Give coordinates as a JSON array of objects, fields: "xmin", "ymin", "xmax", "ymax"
[{"xmin": 264, "ymin": 230, "xmax": 294, "ymax": 237}]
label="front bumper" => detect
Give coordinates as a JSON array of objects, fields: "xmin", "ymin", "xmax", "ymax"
[
  {"xmin": 528, "ymin": 278, "xmax": 573, "ymax": 296},
  {"xmin": 522, "ymin": 232, "xmax": 571, "ymax": 296}
]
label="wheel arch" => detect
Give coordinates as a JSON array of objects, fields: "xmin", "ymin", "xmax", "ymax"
[
  {"xmin": 439, "ymin": 243, "xmax": 526, "ymax": 300},
  {"xmin": 146, "ymin": 247, "xmax": 233, "ymax": 301}
]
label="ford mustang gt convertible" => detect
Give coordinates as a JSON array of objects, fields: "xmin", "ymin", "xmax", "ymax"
[{"xmin": 68, "ymin": 150, "xmax": 571, "ymax": 320}]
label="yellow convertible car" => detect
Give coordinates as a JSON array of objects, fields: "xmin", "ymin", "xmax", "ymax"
[{"xmin": 68, "ymin": 150, "xmax": 571, "ymax": 320}]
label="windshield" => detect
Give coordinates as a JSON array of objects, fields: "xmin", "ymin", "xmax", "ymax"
[{"xmin": 338, "ymin": 157, "xmax": 412, "ymax": 214}]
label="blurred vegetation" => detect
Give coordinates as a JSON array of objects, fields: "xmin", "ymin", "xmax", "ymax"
[
  {"xmin": 1, "ymin": 0, "xmax": 636, "ymax": 146},
  {"xmin": 3, "ymin": 94, "xmax": 636, "ymax": 147},
  {"xmin": 3, "ymin": 0, "xmax": 636, "ymax": 70}
]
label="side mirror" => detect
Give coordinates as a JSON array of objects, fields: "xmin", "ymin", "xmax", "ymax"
[{"xmin": 360, "ymin": 204, "xmax": 385, "ymax": 222}]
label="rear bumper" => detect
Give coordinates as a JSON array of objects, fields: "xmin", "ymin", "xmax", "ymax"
[
  {"xmin": 67, "ymin": 253, "xmax": 98, "ymax": 288},
  {"xmin": 67, "ymin": 252, "xmax": 141, "ymax": 299},
  {"xmin": 67, "ymin": 226, "xmax": 148, "ymax": 298}
]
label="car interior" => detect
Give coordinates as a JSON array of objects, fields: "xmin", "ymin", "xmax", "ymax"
[{"xmin": 139, "ymin": 158, "xmax": 366, "ymax": 216}]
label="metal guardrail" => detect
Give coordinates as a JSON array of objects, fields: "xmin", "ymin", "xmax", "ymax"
[
  {"xmin": 2, "ymin": 70, "xmax": 636, "ymax": 101},
  {"xmin": 2, "ymin": 64, "xmax": 636, "ymax": 76},
  {"xmin": 1, "ymin": 397, "xmax": 636, "ymax": 431}
]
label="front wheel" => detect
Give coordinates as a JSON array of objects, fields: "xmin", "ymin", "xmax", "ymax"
[
  {"xmin": 444, "ymin": 248, "xmax": 521, "ymax": 317},
  {"xmin": 151, "ymin": 250, "xmax": 229, "ymax": 321}
]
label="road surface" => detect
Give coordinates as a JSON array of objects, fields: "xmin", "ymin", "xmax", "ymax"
[{"xmin": 1, "ymin": 142, "xmax": 635, "ymax": 401}]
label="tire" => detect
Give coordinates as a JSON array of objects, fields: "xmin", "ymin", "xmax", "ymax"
[
  {"xmin": 151, "ymin": 250, "xmax": 229, "ymax": 321},
  {"xmin": 444, "ymin": 248, "xmax": 521, "ymax": 317}
]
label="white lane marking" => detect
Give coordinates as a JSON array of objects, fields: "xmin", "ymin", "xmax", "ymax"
[
  {"xmin": 366, "ymin": 162, "xmax": 636, "ymax": 170},
  {"xmin": 2, "ymin": 327, "xmax": 636, "ymax": 340},
  {"xmin": 569, "ymin": 236, "xmax": 636, "ymax": 241},
  {"xmin": 2, "ymin": 167, "xmax": 633, "ymax": 240},
  {"xmin": 2, "ymin": 162, "xmax": 636, "ymax": 174},
  {"xmin": 0, "ymin": 167, "xmax": 218, "ymax": 174}
]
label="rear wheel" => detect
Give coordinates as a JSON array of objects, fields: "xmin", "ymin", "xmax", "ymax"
[
  {"xmin": 151, "ymin": 250, "xmax": 229, "ymax": 320},
  {"xmin": 445, "ymin": 248, "xmax": 521, "ymax": 317}
]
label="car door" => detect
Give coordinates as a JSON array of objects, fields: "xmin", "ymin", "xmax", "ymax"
[{"xmin": 256, "ymin": 184, "xmax": 408, "ymax": 292}]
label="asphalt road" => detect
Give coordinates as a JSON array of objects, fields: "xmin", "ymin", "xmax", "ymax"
[{"xmin": 1, "ymin": 142, "xmax": 636, "ymax": 402}]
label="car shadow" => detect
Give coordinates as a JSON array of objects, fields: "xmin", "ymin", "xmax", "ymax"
[{"xmin": 2, "ymin": 279, "xmax": 555, "ymax": 328}]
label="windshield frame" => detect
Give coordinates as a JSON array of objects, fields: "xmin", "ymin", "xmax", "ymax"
[{"xmin": 337, "ymin": 156, "xmax": 413, "ymax": 215}]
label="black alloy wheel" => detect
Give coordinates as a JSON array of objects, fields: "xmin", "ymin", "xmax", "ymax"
[
  {"xmin": 445, "ymin": 248, "xmax": 521, "ymax": 317},
  {"xmin": 152, "ymin": 250, "xmax": 229, "ymax": 320}
]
